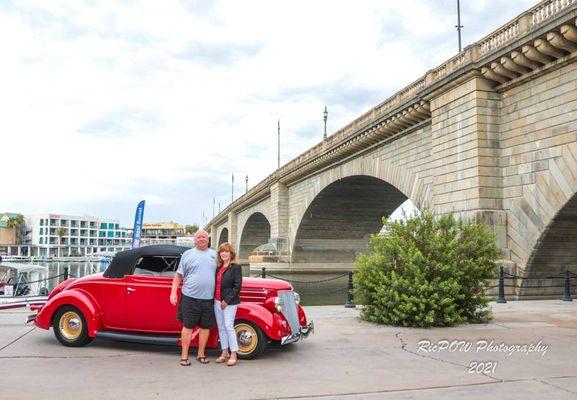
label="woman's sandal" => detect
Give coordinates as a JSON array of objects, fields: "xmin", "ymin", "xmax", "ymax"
[
  {"xmin": 179, "ymin": 359, "xmax": 191, "ymax": 367},
  {"xmin": 215, "ymin": 355, "xmax": 230, "ymax": 363},
  {"xmin": 227, "ymin": 357, "xmax": 237, "ymax": 367},
  {"xmin": 196, "ymin": 356, "xmax": 210, "ymax": 364}
]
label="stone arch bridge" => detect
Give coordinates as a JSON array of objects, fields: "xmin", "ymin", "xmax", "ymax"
[{"xmin": 207, "ymin": 1, "xmax": 577, "ymax": 295}]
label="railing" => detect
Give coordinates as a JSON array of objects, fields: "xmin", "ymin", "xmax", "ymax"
[
  {"xmin": 478, "ymin": 21, "xmax": 520, "ymax": 56},
  {"xmin": 252, "ymin": 265, "xmax": 576, "ymax": 307},
  {"xmin": 532, "ymin": 0, "xmax": 576, "ymax": 26},
  {"xmin": 492, "ymin": 267, "xmax": 576, "ymax": 302}
]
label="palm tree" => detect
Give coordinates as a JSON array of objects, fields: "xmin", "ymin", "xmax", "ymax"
[
  {"xmin": 55, "ymin": 227, "xmax": 68, "ymax": 257},
  {"xmin": 56, "ymin": 228, "xmax": 67, "ymax": 245},
  {"xmin": 7, "ymin": 214, "xmax": 25, "ymax": 244}
]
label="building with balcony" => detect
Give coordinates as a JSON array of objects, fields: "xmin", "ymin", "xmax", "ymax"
[{"xmin": 25, "ymin": 213, "xmax": 130, "ymax": 257}]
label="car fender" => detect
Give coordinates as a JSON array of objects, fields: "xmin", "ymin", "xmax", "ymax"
[
  {"xmin": 35, "ymin": 289, "xmax": 102, "ymax": 337},
  {"xmin": 235, "ymin": 303, "xmax": 285, "ymax": 341},
  {"xmin": 297, "ymin": 304, "xmax": 308, "ymax": 326}
]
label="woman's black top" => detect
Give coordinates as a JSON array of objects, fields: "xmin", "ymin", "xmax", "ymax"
[{"xmin": 216, "ymin": 263, "xmax": 243, "ymax": 305}]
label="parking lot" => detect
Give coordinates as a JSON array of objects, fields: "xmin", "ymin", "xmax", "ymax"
[{"xmin": 2, "ymin": 301, "xmax": 577, "ymax": 399}]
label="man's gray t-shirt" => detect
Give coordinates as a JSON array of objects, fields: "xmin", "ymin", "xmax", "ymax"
[{"xmin": 176, "ymin": 247, "xmax": 217, "ymax": 300}]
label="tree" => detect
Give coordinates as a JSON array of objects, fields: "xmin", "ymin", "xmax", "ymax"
[
  {"xmin": 56, "ymin": 228, "xmax": 67, "ymax": 245},
  {"xmin": 185, "ymin": 224, "xmax": 199, "ymax": 235},
  {"xmin": 353, "ymin": 210, "xmax": 499, "ymax": 328},
  {"xmin": 7, "ymin": 214, "xmax": 25, "ymax": 244}
]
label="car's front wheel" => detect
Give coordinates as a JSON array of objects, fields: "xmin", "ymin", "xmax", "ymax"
[
  {"xmin": 53, "ymin": 305, "xmax": 93, "ymax": 347},
  {"xmin": 234, "ymin": 320, "xmax": 266, "ymax": 359}
]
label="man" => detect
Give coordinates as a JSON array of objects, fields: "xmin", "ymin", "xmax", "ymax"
[{"xmin": 170, "ymin": 230, "xmax": 217, "ymax": 365}]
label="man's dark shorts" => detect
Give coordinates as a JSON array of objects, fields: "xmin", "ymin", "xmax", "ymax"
[{"xmin": 177, "ymin": 295, "xmax": 216, "ymax": 329}]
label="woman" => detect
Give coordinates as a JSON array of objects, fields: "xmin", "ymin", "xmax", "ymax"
[{"xmin": 214, "ymin": 242, "xmax": 243, "ymax": 366}]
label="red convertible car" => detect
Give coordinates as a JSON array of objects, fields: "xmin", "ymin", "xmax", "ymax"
[{"xmin": 29, "ymin": 245, "xmax": 313, "ymax": 359}]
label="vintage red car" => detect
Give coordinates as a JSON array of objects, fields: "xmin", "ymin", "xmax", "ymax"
[{"xmin": 30, "ymin": 245, "xmax": 313, "ymax": 359}]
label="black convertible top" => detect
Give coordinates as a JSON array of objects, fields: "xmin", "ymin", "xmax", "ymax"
[{"xmin": 103, "ymin": 245, "xmax": 191, "ymax": 278}]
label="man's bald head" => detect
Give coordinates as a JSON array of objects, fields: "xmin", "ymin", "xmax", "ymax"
[{"xmin": 194, "ymin": 230, "xmax": 209, "ymax": 250}]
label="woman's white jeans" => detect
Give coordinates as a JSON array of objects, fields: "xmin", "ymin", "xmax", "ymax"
[{"xmin": 214, "ymin": 300, "xmax": 239, "ymax": 353}]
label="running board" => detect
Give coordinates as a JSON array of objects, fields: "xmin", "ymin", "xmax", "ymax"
[{"xmin": 95, "ymin": 331, "xmax": 179, "ymax": 346}]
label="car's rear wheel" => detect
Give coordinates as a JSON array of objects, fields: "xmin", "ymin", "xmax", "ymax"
[
  {"xmin": 234, "ymin": 320, "xmax": 266, "ymax": 359},
  {"xmin": 53, "ymin": 305, "xmax": 93, "ymax": 347}
]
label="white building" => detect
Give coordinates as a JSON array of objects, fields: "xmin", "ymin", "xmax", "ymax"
[{"xmin": 26, "ymin": 213, "xmax": 130, "ymax": 257}]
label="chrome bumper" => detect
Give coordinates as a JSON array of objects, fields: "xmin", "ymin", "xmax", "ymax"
[
  {"xmin": 26, "ymin": 313, "xmax": 37, "ymax": 324},
  {"xmin": 281, "ymin": 320, "xmax": 314, "ymax": 346}
]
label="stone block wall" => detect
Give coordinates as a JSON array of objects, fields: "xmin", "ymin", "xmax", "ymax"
[{"xmin": 500, "ymin": 61, "xmax": 577, "ymax": 275}]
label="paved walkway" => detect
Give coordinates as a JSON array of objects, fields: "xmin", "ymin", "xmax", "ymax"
[{"xmin": 1, "ymin": 301, "xmax": 577, "ymax": 399}]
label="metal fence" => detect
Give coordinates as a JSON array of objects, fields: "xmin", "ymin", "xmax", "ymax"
[
  {"xmin": 256, "ymin": 265, "xmax": 577, "ymax": 307},
  {"xmin": 492, "ymin": 266, "xmax": 576, "ymax": 303}
]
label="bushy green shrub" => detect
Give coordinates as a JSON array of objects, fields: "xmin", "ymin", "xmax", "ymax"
[{"xmin": 353, "ymin": 210, "xmax": 499, "ymax": 327}]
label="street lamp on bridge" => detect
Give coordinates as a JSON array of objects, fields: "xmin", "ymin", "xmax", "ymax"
[
  {"xmin": 456, "ymin": 0, "xmax": 463, "ymax": 52},
  {"xmin": 323, "ymin": 106, "xmax": 328, "ymax": 140}
]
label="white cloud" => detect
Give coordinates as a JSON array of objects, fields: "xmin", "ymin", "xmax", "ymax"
[{"xmin": 0, "ymin": 0, "xmax": 537, "ymax": 225}]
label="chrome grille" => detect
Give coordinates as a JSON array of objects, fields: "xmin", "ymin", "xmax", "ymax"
[{"xmin": 278, "ymin": 290, "xmax": 300, "ymax": 334}]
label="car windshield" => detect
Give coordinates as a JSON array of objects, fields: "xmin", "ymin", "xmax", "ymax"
[{"xmin": 132, "ymin": 256, "xmax": 180, "ymax": 277}]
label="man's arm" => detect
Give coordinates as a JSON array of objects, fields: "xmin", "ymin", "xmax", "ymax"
[{"xmin": 170, "ymin": 272, "xmax": 183, "ymax": 305}]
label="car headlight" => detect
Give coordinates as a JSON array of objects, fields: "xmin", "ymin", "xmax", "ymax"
[
  {"xmin": 274, "ymin": 297, "xmax": 283, "ymax": 312},
  {"xmin": 294, "ymin": 292, "xmax": 300, "ymax": 305}
]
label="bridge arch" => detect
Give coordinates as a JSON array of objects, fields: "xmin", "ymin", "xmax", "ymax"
[
  {"xmin": 291, "ymin": 175, "xmax": 409, "ymax": 266},
  {"xmin": 238, "ymin": 212, "xmax": 271, "ymax": 261},
  {"xmin": 217, "ymin": 227, "xmax": 229, "ymax": 247},
  {"xmin": 519, "ymin": 192, "xmax": 577, "ymax": 296},
  {"xmin": 502, "ymin": 143, "xmax": 577, "ymax": 296},
  {"xmin": 288, "ymin": 156, "xmax": 431, "ymax": 247}
]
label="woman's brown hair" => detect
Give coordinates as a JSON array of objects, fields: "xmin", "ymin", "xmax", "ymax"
[{"xmin": 216, "ymin": 242, "xmax": 237, "ymax": 267}]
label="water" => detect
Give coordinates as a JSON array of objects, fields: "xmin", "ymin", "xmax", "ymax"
[
  {"xmin": 24, "ymin": 261, "xmax": 108, "ymax": 293},
  {"xmin": 30, "ymin": 261, "xmax": 350, "ymax": 306},
  {"xmin": 243, "ymin": 267, "xmax": 350, "ymax": 306}
]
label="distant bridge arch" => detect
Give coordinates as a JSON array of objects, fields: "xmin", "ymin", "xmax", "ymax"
[
  {"xmin": 217, "ymin": 227, "xmax": 229, "ymax": 247},
  {"xmin": 238, "ymin": 212, "xmax": 271, "ymax": 261}
]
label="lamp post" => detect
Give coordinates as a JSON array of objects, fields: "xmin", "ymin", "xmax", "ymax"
[
  {"xmin": 231, "ymin": 174, "xmax": 234, "ymax": 203},
  {"xmin": 323, "ymin": 106, "xmax": 328, "ymax": 140},
  {"xmin": 277, "ymin": 119, "xmax": 280, "ymax": 169},
  {"xmin": 456, "ymin": 0, "xmax": 463, "ymax": 52}
]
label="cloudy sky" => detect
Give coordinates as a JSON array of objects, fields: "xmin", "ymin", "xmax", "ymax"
[{"xmin": 0, "ymin": 0, "xmax": 536, "ymax": 227}]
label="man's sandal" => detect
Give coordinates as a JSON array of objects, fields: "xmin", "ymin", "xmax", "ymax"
[
  {"xmin": 179, "ymin": 359, "xmax": 191, "ymax": 366},
  {"xmin": 196, "ymin": 356, "xmax": 210, "ymax": 364},
  {"xmin": 215, "ymin": 355, "xmax": 230, "ymax": 363}
]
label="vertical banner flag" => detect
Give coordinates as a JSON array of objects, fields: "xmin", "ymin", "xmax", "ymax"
[{"xmin": 131, "ymin": 200, "xmax": 145, "ymax": 249}]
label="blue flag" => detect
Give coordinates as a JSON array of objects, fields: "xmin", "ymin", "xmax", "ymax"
[{"xmin": 131, "ymin": 200, "xmax": 145, "ymax": 249}]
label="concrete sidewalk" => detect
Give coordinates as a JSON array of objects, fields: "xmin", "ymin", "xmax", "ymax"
[{"xmin": 1, "ymin": 301, "xmax": 577, "ymax": 399}]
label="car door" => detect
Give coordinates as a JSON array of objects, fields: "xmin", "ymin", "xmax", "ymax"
[
  {"xmin": 125, "ymin": 273, "xmax": 182, "ymax": 333},
  {"xmin": 83, "ymin": 275, "xmax": 127, "ymax": 330}
]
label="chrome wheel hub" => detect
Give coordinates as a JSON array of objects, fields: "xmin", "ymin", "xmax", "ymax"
[
  {"xmin": 68, "ymin": 318, "xmax": 80, "ymax": 331},
  {"xmin": 238, "ymin": 331, "xmax": 253, "ymax": 346},
  {"xmin": 60, "ymin": 311, "xmax": 83, "ymax": 340}
]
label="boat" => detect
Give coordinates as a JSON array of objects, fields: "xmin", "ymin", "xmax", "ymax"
[
  {"xmin": 88, "ymin": 251, "xmax": 115, "ymax": 263},
  {"xmin": 0, "ymin": 263, "xmax": 50, "ymax": 310}
]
